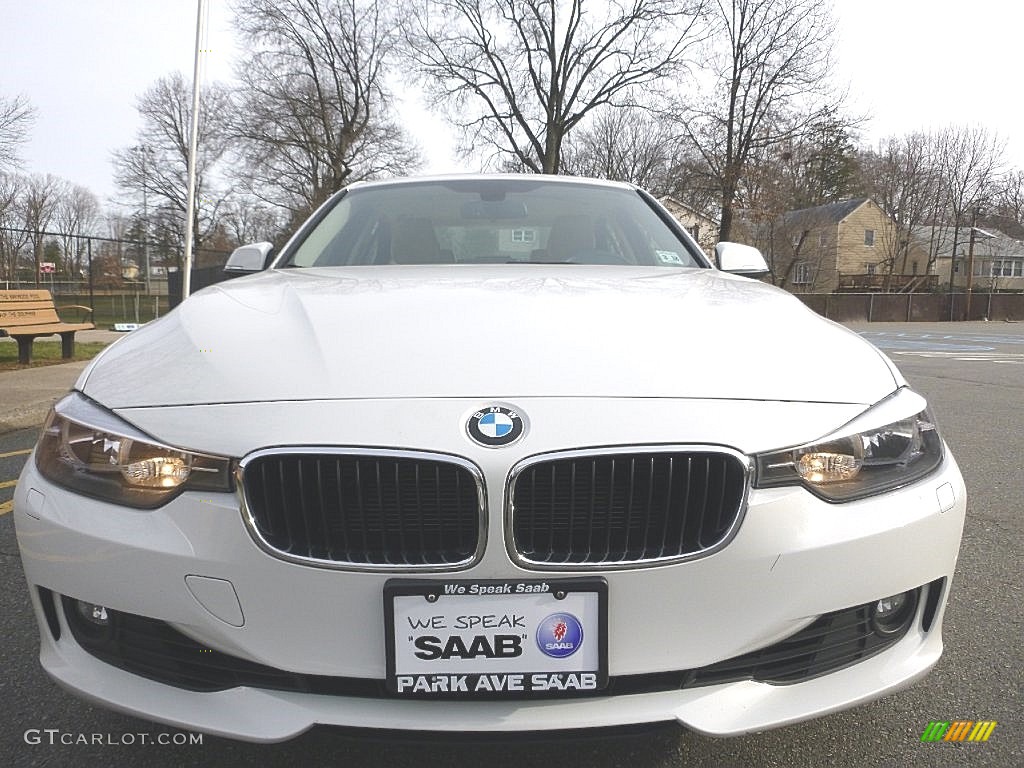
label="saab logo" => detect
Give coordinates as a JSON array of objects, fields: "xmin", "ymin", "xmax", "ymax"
[
  {"xmin": 553, "ymin": 621, "xmax": 567, "ymax": 642},
  {"xmin": 920, "ymin": 720, "xmax": 997, "ymax": 742},
  {"xmin": 413, "ymin": 634, "xmax": 523, "ymax": 660},
  {"xmin": 536, "ymin": 613, "xmax": 583, "ymax": 658}
]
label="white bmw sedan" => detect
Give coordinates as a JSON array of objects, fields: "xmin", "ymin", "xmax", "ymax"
[{"xmin": 14, "ymin": 175, "xmax": 966, "ymax": 742}]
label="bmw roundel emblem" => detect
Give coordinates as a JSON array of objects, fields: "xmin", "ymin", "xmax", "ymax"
[{"xmin": 467, "ymin": 406, "xmax": 525, "ymax": 447}]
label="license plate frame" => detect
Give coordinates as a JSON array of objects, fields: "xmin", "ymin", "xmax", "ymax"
[{"xmin": 384, "ymin": 577, "xmax": 608, "ymax": 697}]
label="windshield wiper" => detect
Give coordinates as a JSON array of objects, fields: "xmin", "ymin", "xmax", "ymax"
[{"xmin": 507, "ymin": 260, "xmax": 574, "ymax": 265}]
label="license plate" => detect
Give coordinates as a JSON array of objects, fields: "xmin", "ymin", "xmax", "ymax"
[{"xmin": 385, "ymin": 578, "xmax": 607, "ymax": 696}]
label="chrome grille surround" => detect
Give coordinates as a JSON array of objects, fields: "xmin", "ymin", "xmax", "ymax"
[
  {"xmin": 505, "ymin": 445, "xmax": 751, "ymax": 570},
  {"xmin": 237, "ymin": 447, "xmax": 487, "ymax": 572}
]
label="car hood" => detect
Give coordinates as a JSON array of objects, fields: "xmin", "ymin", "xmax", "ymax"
[{"xmin": 78, "ymin": 266, "xmax": 899, "ymax": 408}]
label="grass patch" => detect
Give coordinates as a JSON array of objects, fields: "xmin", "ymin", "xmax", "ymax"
[{"xmin": 0, "ymin": 341, "xmax": 109, "ymax": 372}]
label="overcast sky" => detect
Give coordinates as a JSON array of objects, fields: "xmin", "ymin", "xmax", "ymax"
[{"xmin": 2, "ymin": 0, "xmax": 1020, "ymax": 205}]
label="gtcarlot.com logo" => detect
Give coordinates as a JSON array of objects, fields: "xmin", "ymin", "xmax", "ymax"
[
  {"xmin": 920, "ymin": 720, "xmax": 997, "ymax": 743},
  {"xmin": 24, "ymin": 729, "xmax": 203, "ymax": 746}
]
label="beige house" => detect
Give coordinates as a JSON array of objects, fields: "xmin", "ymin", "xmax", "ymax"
[
  {"xmin": 911, "ymin": 225, "xmax": 1024, "ymax": 292},
  {"xmin": 773, "ymin": 199, "xmax": 933, "ymax": 293},
  {"xmin": 659, "ymin": 196, "xmax": 719, "ymax": 256}
]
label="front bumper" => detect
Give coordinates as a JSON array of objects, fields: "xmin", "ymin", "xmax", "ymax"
[
  {"xmin": 34, "ymin": 605, "xmax": 945, "ymax": 741},
  {"xmin": 14, "ymin": 432, "xmax": 966, "ymax": 741}
]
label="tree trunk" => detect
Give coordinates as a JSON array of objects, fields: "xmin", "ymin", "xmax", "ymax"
[{"xmin": 718, "ymin": 182, "xmax": 736, "ymax": 242}]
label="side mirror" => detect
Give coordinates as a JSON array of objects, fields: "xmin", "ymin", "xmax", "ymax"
[
  {"xmin": 224, "ymin": 242, "xmax": 275, "ymax": 274},
  {"xmin": 715, "ymin": 241, "xmax": 769, "ymax": 276}
]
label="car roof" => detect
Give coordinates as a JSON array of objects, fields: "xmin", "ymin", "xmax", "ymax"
[{"xmin": 344, "ymin": 174, "xmax": 642, "ymax": 193}]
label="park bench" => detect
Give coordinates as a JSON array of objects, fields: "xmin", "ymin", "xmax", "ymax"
[{"xmin": 0, "ymin": 289, "xmax": 95, "ymax": 365}]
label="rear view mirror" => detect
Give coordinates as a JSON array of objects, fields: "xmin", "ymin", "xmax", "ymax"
[
  {"xmin": 715, "ymin": 242, "xmax": 769, "ymax": 276},
  {"xmin": 461, "ymin": 200, "xmax": 528, "ymax": 220},
  {"xmin": 224, "ymin": 242, "xmax": 275, "ymax": 274}
]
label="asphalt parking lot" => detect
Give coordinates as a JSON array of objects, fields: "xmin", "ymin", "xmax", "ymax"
[{"xmin": 0, "ymin": 321, "xmax": 1019, "ymax": 767}]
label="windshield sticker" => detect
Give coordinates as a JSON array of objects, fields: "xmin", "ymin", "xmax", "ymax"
[{"xmin": 655, "ymin": 250, "xmax": 684, "ymax": 265}]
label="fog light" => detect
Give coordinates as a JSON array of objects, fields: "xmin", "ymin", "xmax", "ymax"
[
  {"xmin": 76, "ymin": 600, "xmax": 110, "ymax": 626},
  {"xmin": 872, "ymin": 590, "xmax": 916, "ymax": 635}
]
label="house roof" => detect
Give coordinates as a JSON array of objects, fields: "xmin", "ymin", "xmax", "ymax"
[
  {"xmin": 659, "ymin": 196, "xmax": 720, "ymax": 225},
  {"xmin": 909, "ymin": 226, "xmax": 1024, "ymax": 260},
  {"xmin": 780, "ymin": 198, "xmax": 871, "ymax": 229}
]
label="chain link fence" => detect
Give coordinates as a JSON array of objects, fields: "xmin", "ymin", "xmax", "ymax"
[{"xmin": 0, "ymin": 227, "xmax": 231, "ymax": 326}]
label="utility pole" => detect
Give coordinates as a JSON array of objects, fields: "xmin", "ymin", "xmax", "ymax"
[
  {"xmin": 182, "ymin": 0, "xmax": 206, "ymax": 300},
  {"xmin": 964, "ymin": 208, "xmax": 979, "ymax": 321},
  {"xmin": 142, "ymin": 147, "xmax": 151, "ymax": 297},
  {"xmin": 87, "ymin": 238, "xmax": 94, "ymax": 314},
  {"xmin": 135, "ymin": 145, "xmax": 153, "ymax": 296},
  {"xmin": 947, "ymin": 217, "xmax": 962, "ymax": 321}
]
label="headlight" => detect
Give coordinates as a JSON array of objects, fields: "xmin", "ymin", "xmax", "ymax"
[
  {"xmin": 35, "ymin": 393, "xmax": 232, "ymax": 509},
  {"xmin": 755, "ymin": 388, "xmax": 944, "ymax": 502}
]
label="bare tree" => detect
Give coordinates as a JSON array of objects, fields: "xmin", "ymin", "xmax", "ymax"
[
  {"xmin": 403, "ymin": 0, "xmax": 707, "ymax": 174},
  {"xmin": 21, "ymin": 174, "xmax": 66, "ymax": 286},
  {"xmin": 676, "ymin": 0, "xmax": 842, "ymax": 242},
  {"xmin": 934, "ymin": 125, "xmax": 1004, "ymax": 287},
  {"xmin": 0, "ymin": 172, "xmax": 29, "ymax": 282},
  {"xmin": 561, "ymin": 106, "xmax": 682, "ymax": 193},
  {"xmin": 231, "ymin": 0, "xmax": 421, "ymax": 220},
  {"xmin": 0, "ymin": 94, "xmax": 36, "ymax": 171},
  {"xmin": 741, "ymin": 110, "xmax": 859, "ymax": 218},
  {"xmin": 989, "ymin": 167, "xmax": 1024, "ymax": 239},
  {"xmin": 54, "ymin": 184, "xmax": 101, "ymax": 279},
  {"xmin": 857, "ymin": 133, "xmax": 942, "ymax": 275},
  {"xmin": 112, "ymin": 73, "xmax": 233, "ymax": 252},
  {"xmin": 220, "ymin": 195, "xmax": 285, "ymax": 246}
]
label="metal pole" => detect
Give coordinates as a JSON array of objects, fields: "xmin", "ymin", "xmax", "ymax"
[
  {"xmin": 181, "ymin": 0, "xmax": 206, "ymax": 300},
  {"xmin": 87, "ymin": 238, "xmax": 94, "ymax": 313},
  {"xmin": 141, "ymin": 147, "xmax": 151, "ymax": 297},
  {"xmin": 947, "ymin": 220, "xmax": 961, "ymax": 321},
  {"xmin": 965, "ymin": 209, "xmax": 979, "ymax": 321}
]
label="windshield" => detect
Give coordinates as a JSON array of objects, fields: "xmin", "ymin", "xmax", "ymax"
[{"xmin": 284, "ymin": 178, "xmax": 706, "ymax": 268}]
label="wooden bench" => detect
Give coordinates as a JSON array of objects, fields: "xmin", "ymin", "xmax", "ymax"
[{"xmin": 0, "ymin": 290, "xmax": 95, "ymax": 365}]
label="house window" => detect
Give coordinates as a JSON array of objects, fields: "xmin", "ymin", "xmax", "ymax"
[
  {"xmin": 1014, "ymin": 261, "xmax": 1024, "ymax": 277},
  {"xmin": 511, "ymin": 229, "xmax": 536, "ymax": 244},
  {"xmin": 793, "ymin": 262, "xmax": 812, "ymax": 285},
  {"xmin": 688, "ymin": 225, "xmax": 700, "ymax": 241},
  {"xmin": 865, "ymin": 263, "xmax": 876, "ymax": 275},
  {"xmin": 912, "ymin": 261, "xmax": 919, "ymax": 275},
  {"xmin": 818, "ymin": 232, "xmax": 827, "ymax": 247},
  {"xmin": 864, "ymin": 229, "xmax": 875, "ymax": 246}
]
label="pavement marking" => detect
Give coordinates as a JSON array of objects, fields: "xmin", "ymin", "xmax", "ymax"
[
  {"xmin": 860, "ymin": 331, "xmax": 1024, "ymax": 362},
  {"xmin": 0, "ymin": 499, "xmax": 11, "ymax": 516},
  {"xmin": 871, "ymin": 340, "xmax": 994, "ymax": 352},
  {"xmin": 860, "ymin": 331, "xmax": 1024, "ymax": 345},
  {"xmin": 889, "ymin": 351, "xmax": 1024, "ymax": 364},
  {"xmin": 0, "ymin": 479, "xmax": 18, "ymax": 490},
  {"xmin": 0, "ymin": 448, "xmax": 32, "ymax": 459}
]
